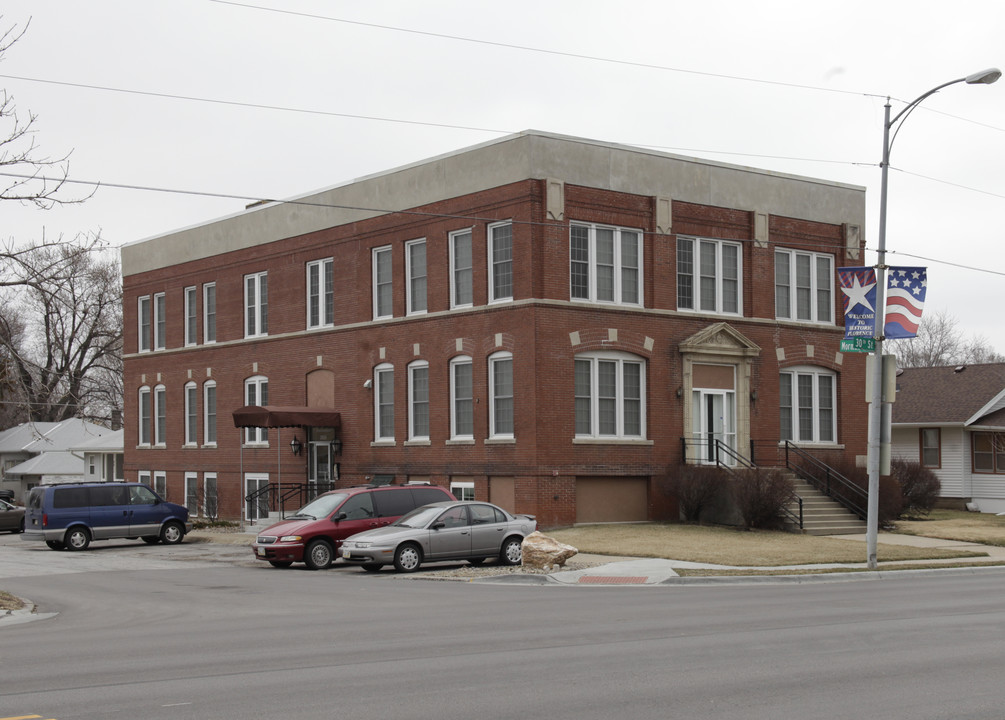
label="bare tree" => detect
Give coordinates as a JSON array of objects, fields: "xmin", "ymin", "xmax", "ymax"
[
  {"xmin": 0, "ymin": 239, "xmax": 122, "ymax": 423},
  {"xmin": 888, "ymin": 309, "xmax": 1005, "ymax": 368}
]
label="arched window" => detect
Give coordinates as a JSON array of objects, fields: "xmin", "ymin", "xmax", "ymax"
[
  {"xmin": 244, "ymin": 375, "xmax": 269, "ymax": 444},
  {"xmin": 450, "ymin": 356, "xmax": 473, "ymax": 440},
  {"xmin": 779, "ymin": 366, "xmax": 836, "ymax": 443},
  {"xmin": 204, "ymin": 380, "xmax": 217, "ymax": 446},
  {"xmin": 138, "ymin": 386, "xmax": 151, "ymax": 446},
  {"xmin": 489, "ymin": 351, "xmax": 514, "ymax": 439},
  {"xmin": 153, "ymin": 384, "xmax": 167, "ymax": 446},
  {"xmin": 184, "ymin": 382, "xmax": 198, "ymax": 446}
]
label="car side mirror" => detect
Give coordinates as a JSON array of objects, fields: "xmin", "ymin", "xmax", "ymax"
[
  {"xmin": 431, "ymin": 521, "xmax": 445, "ymax": 530},
  {"xmin": 334, "ymin": 512, "xmax": 347, "ymax": 521}
]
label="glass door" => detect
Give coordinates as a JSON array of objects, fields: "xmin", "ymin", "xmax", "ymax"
[
  {"xmin": 691, "ymin": 390, "xmax": 736, "ymax": 464},
  {"xmin": 245, "ymin": 474, "xmax": 269, "ymax": 521}
]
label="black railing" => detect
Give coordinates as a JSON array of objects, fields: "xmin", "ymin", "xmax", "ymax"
[
  {"xmin": 783, "ymin": 441, "xmax": 867, "ymax": 520},
  {"xmin": 244, "ymin": 482, "xmax": 337, "ymax": 520}
]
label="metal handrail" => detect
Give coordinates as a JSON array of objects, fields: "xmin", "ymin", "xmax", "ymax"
[
  {"xmin": 244, "ymin": 482, "xmax": 338, "ymax": 518},
  {"xmin": 783, "ymin": 441, "xmax": 867, "ymax": 519}
]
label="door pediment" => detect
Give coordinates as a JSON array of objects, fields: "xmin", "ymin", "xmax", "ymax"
[{"xmin": 679, "ymin": 323, "xmax": 760, "ymax": 358}]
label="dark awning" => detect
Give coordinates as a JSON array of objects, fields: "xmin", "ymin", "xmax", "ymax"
[{"xmin": 232, "ymin": 405, "xmax": 341, "ymax": 429}]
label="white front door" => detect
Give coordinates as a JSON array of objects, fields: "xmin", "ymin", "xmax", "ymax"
[
  {"xmin": 692, "ymin": 390, "xmax": 736, "ymax": 464},
  {"xmin": 245, "ymin": 473, "xmax": 269, "ymax": 521}
]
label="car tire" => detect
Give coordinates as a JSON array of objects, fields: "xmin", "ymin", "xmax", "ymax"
[
  {"xmin": 393, "ymin": 543, "xmax": 422, "ymax": 573},
  {"xmin": 141, "ymin": 536, "xmax": 160, "ymax": 544},
  {"xmin": 499, "ymin": 536, "xmax": 523, "ymax": 566},
  {"xmin": 45, "ymin": 540, "xmax": 64, "ymax": 551},
  {"xmin": 268, "ymin": 560, "xmax": 293, "ymax": 568},
  {"xmin": 18, "ymin": 517, "xmax": 24, "ymax": 533},
  {"xmin": 160, "ymin": 521, "xmax": 185, "ymax": 545},
  {"xmin": 304, "ymin": 540, "xmax": 334, "ymax": 570},
  {"xmin": 361, "ymin": 563, "xmax": 383, "ymax": 573},
  {"xmin": 64, "ymin": 527, "xmax": 91, "ymax": 552}
]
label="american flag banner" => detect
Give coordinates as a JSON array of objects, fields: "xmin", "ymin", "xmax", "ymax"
[{"xmin": 884, "ymin": 267, "xmax": 927, "ymax": 339}]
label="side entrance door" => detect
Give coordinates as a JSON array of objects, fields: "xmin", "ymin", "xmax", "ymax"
[{"xmin": 692, "ymin": 389, "xmax": 736, "ymax": 464}]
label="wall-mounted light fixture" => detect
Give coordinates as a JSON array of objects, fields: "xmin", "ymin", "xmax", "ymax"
[
  {"xmin": 676, "ymin": 386, "xmax": 683, "ymax": 399},
  {"xmin": 289, "ymin": 436, "xmax": 302, "ymax": 456},
  {"xmin": 750, "ymin": 390, "xmax": 758, "ymax": 402},
  {"xmin": 363, "ymin": 378, "xmax": 373, "ymax": 389},
  {"xmin": 331, "ymin": 438, "xmax": 343, "ymax": 456}
]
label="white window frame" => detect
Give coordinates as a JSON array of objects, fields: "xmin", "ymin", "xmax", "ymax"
[
  {"xmin": 184, "ymin": 382, "xmax": 198, "ymax": 446},
  {"xmin": 779, "ymin": 366, "xmax": 836, "ymax": 444},
  {"xmin": 244, "ymin": 271, "xmax": 268, "ymax": 338},
  {"xmin": 203, "ymin": 282, "xmax": 217, "ymax": 344},
  {"xmin": 775, "ymin": 249, "xmax": 834, "ymax": 324},
  {"xmin": 677, "ymin": 236, "xmax": 742, "ymax": 316},
  {"xmin": 153, "ymin": 292, "xmax": 166, "ymax": 350},
  {"xmin": 244, "ymin": 375, "xmax": 269, "ymax": 445},
  {"xmin": 138, "ymin": 386, "xmax": 151, "ymax": 446},
  {"xmin": 137, "ymin": 295, "xmax": 151, "ymax": 353},
  {"xmin": 184, "ymin": 286, "xmax": 198, "ymax": 346},
  {"xmin": 408, "ymin": 360, "xmax": 430, "ymax": 441},
  {"xmin": 374, "ymin": 363, "xmax": 394, "ymax": 442},
  {"xmin": 306, "ymin": 258, "xmax": 334, "ymax": 329},
  {"xmin": 450, "ymin": 229, "xmax": 473, "ymax": 309},
  {"xmin": 570, "ymin": 222, "xmax": 643, "ymax": 306},
  {"xmin": 574, "ymin": 351, "xmax": 646, "ymax": 440},
  {"xmin": 489, "ymin": 351, "xmax": 514, "ymax": 439},
  {"xmin": 153, "ymin": 471, "xmax": 167, "ymax": 498},
  {"xmin": 451, "ymin": 481, "xmax": 475, "ymax": 501},
  {"xmin": 138, "ymin": 470, "xmax": 151, "ymax": 489},
  {"xmin": 406, "ymin": 239, "xmax": 427, "ymax": 316},
  {"xmin": 154, "ymin": 384, "xmax": 167, "ymax": 447},
  {"xmin": 204, "ymin": 380, "xmax": 217, "ymax": 446},
  {"xmin": 372, "ymin": 246, "xmax": 393, "ymax": 319},
  {"xmin": 488, "ymin": 221, "xmax": 513, "ymax": 303},
  {"xmin": 203, "ymin": 472, "xmax": 218, "ymax": 518},
  {"xmin": 450, "ymin": 356, "xmax": 473, "ymax": 440},
  {"xmin": 185, "ymin": 472, "xmax": 199, "ymax": 517}
]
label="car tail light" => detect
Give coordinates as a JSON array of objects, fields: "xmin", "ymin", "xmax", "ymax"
[{"xmin": 42, "ymin": 513, "xmax": 48, "ymax": 527}]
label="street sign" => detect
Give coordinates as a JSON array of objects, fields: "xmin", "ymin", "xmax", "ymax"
[{"xmin": 841, "ymin": 337, "xmax": 876, "ymax": 353}]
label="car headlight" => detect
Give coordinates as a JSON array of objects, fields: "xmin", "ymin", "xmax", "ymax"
[
  {"xmin": 279, "ymin": 535, "xmax": 302, "ymax": 543},
  {"xmin": 350, "ymin": 541, "xmax": 371, "ymax": 549}
]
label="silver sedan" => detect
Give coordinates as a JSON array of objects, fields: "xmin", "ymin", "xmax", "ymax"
[{"xmin": 340, "ymin": 500, "xmax": 537, "ymax": 573}]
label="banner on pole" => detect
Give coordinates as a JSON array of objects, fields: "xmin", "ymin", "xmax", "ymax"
[
  {"xmin": 838, "ymin": 267, "xmax": 877, "ymax": 339},
  {"xmin": 885, "ymin": 267, "xmax": 927, "ymax": 339}
]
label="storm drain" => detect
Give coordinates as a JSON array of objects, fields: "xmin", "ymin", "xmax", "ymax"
[{"xmin": 577, "ymin": 576, "xmax": 648, "ymax": 585}]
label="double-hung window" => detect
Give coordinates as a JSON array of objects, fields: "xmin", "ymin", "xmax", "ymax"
[
  {"xmin": 138, "ymin": 386, "xmax": 151, "ymax": 445},
  {"xmin": 570, "ymin": 223, "xmax": 642, "ymax": 305},
  {"xmin": 574, "ymin": 352, "xmax": 646, "ymax": 439},
  {"xmin": 973, "ymin": 432, "xmax": 1005, "ymax": 474},
  {"xmin": 450, "ymin": 229, "xmax": 473, "ymax": 308},
  {"xmin": 184, "ymin": 286, "xmax": 198, "ymax": 346},
  {"xmin": 204, "ymin": 380, "xmax": 217, "ymax": 445},
  {"xmin": 137, "ymin": 296, "xmax": 151, "ymax": 352},
  {"xmin": 244, "ymin": 376, "xmax": 269, "ymax": 444},
  {"xmin": 374, "ymin": 364, "xmax": 394, "ymax": 442},
  {"xmin": 677, "ymin": 237, "xmax": 741, "ymax": 315},
  {"xmin": 489, "ymin": 352, "xmax": 514, "ymax": 439},
  {"xmin": 775, "ymin": 249, "xmax": 833, "ymax": 323},
  {"xmin": 920, "ymin": 428, "xmax": 941, "ymax": 468},
  {"xmin": 307, "ymin": 258, "xmax": 334, "ymax": 329},
  {"xmin": 779, "ymin": 366, "xmax": 836, "ymax": 444},
  {"xmin": 245, "ymin": 272, "xmax": 268, "ymax": 338},
  {"xmin": 203, "ymin": 282, "xmax": 217, "ymax": 343},
  {"xmin": 488, "ymin": 222, "xmax": 513, "ymax": 303},
  {"xmin": 154, "ymin": 384, "xmax": 166, "ymax": 446},
  {"xmin": 154, "ymin": 293, "xmax": 166, "ymax": 350},
  {"xmin": 408, "ymin": 360, "xmax": 430, "ymax": 441},
  {"xmin": 406, "ymin": 239, "xmax": 427, "ymax": 315},
  {"xmin": 450, "ymin": 356, "xmax": 473, "ymax": 440},
  {"xmin": 373, "ymin": 246, "xmax": 393, "ymax": 319},
  {"xmin": 184, "ymin": 382, "xmax": 198, "ymax": 446}
]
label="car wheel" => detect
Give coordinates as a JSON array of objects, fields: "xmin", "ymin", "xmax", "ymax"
[
  {"xmin": 45, "ymin": 540, "xmax": 64, "ymax": 551},
  {"xmin": 393, "ymin": 543, "xmax": 422, "ymax": 573},
  {"xmin": 141, "ymin": 536, "xmax": 160, "ymax": 544},
  {"xmin": 160, "ymin": 521, "xmax": 185, "ymax": 545},
  {"xmin": 268, "ymin": 560, "xmax": 293, "ymax": 568},
  {"xmin": 18, "ymin": 517, "xmax": 24, "ymax": 534},
  {"xmin": 361, "ymin": 563, "xmax": 383, "ymax": 573},
  {"xmin": 500, "ymin": 536, "xmax": 523, "ymax": 566},
  {"xmin": 304, "ymin": 540, "xmax": 334, "ymax": 570},
  {"xmin": 467, "ymin": 557, "xmax": 485, "ymax": 565},
  {"xmin": 64, "ymin": 527, "xmax": 91, "ymax": 552}
]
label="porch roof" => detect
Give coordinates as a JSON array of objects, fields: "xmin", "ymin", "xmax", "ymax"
[{"xmin": 232, "ymin": 406, "xmax": 341, "ymax": 429}]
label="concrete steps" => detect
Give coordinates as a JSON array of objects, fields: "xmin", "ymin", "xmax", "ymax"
[{"xmin": 786, "ymin": 477, "xmax": 866, "ymax": 536}]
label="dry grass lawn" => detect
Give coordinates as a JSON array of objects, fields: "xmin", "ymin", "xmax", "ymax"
[
  {"xmin": 0, "ymin": 590, "xmax": 25, "ymax": 612},
  {"xmin": 893, "ymin": 509, "xmax": 1005, "ymax": 546},
  {"xmin": 548, "ymin": 523, "xmax": 986, "ymax": 567}
]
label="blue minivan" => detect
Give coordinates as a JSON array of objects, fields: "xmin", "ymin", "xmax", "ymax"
[{"xmin": 21, "ymin": 482, "xmax": 192, "ymax": 551}]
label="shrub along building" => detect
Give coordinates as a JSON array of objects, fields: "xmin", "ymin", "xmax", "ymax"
[{"xmin": 120, "ymin": 131, "xmax": 869, "ymax": 527}]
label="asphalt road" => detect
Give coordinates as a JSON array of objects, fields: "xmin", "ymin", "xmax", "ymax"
[{"xmin": 2, "ymin": 534, "xmax": 1005, "ymax": 720}]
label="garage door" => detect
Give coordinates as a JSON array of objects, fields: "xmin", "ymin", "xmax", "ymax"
[{"xmin": 575, "ymin": 477, "xmax": 648, "ymax": 523}]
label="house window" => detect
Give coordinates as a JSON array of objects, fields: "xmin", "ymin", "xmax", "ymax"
[
  {"xmin": 780, "ymin": 367, "xmax": 836, "ymax": 444},
  {"xmin": 307, "ymin": 258, "xmax": 334, "ymax": 329},
  {"xmin": 450, "ymin": 356, "xmax": 473, "ymax": 440},
  {"xmin": 244, "ymin": 376, "xmax": 269, "ymax": 444},
  {"xmin": 489, "ymin": 352, "xmax": 514, "ymax": 439},
  {"xmin": 204, "ymin": 473, "xmax": 218, "ymax": 518},
  {"xmin": 409, "ymin": 360, "xmax": 430, "ymax": 441},
  {"xmin": 138, "ymin": 386, "xmax": 151, "ymax": 446},
  {"xmin": 972, "ymin": 432, "xmax": 1005, "ymax": 474},
  {"xmin": 245, "ymin": 272, "xmax": 268, "ymax": 338},
  {"xmin": 450, "ymin": 229, "xmax": 473, "ymax": 308},
  {"xmin": 153, "ymin": 471, "xmax": 167, "ymax": 498},
  {"xmin": 451, "ymin": 481, "xmax": 475, "ymax": 501},
  {"xmin": 920, "ymin": 428, "xmax": 941, "ymax": 468},
  {"xmin": 373, "ymin": 246, "xmax": 392, "ymax": 319},
  {"xmin": 154, "ymin": 385, "xmax": 166, "ymax": 446},
  {"xmin": 138, "ymin": 470, "xmax": 151, "ymax": 488},
  {"xmin": 570, "ymin": 223, "xmax": 642, "ymax": 305},
  {"xmin": 185, "ymin": 472, "xmax": 199, "ymax": 517},
  {"xmin": 203, "ymin": 282, "xmax": 217, "ymax": 343},
  {"xmin": 184, "ymin": 286, "xmax": 198, "ymax": 346},
  {"xmin": 105, "ymin": 453, "xmax": 124, "ymax": 482},
  {"xmin": 677, "ymin": 236, "xmax": 741, "ymax": 315},
  {"xmin": 154, "ymin": 293, "xmax": 166, "ymax": 350},
  {"xmin": 138, "ymin": 296, "xmax": 151, "ymax": 352},
  {"xmin": 374, "ymin": 364, "xmax": 394, "ymax": 442},
  {"xmin": 204, "ymin": 381, "xmax": 217, "ymax": 445},
  {"xmin": 574, "ymin": 352, "xmax": 646, "ymax": 439},
  {"xmin": 184, "ymin": 382, "xmax": 198, "ymax": 446},
  {"xmin": 488, "ymin": 222, "xmax": 513, "ymax": 303},
  {"xmin": 406, "ymin": 239, "xmax": 427, "ymax": 315},
  {"xmin": 775, "ymin": 249, "xmax": 833, "ymax": 323}
]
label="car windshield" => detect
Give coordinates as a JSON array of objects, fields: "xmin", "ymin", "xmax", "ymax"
[
  {"xmin": 291, "ymin": 493, "xmax": 348, "ymax": 520},
  {"xmin": 394, "ymin": 505, "xmax": 446, "ymax": 529}
]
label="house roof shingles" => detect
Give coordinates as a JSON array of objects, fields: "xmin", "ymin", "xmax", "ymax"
[{"xmin": 893, "ymin": 364, "xmax": 1005, "ymax": 426}]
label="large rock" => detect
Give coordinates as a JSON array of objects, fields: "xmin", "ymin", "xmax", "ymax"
[{"xmin": 521, "ymin": 531, "xmax": 578, "ymax": 570}]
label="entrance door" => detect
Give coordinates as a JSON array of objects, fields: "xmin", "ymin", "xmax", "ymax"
[
  {"xmin": 692, "ymin": 390, "xmax": 736, "ymax": 464},
  {"xmin": 246, "ymin": 473, "xmax": 269, "ymax": 521}
]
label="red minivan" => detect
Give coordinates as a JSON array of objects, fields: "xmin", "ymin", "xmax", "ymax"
[{"xmin": 251, "ymin": 484, "xmax": 453, "ymax": 570}]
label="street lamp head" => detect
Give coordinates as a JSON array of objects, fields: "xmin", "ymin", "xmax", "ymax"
[{"xmin": 965, "ymin": 67, "xmax": 1001, "ymax": 85}]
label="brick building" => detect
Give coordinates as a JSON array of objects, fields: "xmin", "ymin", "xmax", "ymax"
[{"xmin": 121, "ymin": 131, "xmax": 869, "ymax": 527}]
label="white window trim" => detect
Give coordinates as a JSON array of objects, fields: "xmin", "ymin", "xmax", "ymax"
[
  {"xmin": 184, "ymin": 381, "xmax": 198, "ymax": 447},
  {"xmin": 306, "ymin": 258, "xmax": 334, "ymax": 329},
  {"xmin": 372, "ymin": 246, "xmax": 393, "ymax": 320},
  {"xmin": 203, "ymin": 472, "xmax": 218, "ymax": 518},
  {"xmin": 450, "ymin": 356, "xmax": 474, "ymax": 441},
  {"xmin": 153, "ymin": 292, "xmax": 166, "ymax": 350},
  {"xmin": 203, "ymin": 380, "xmax": 217, "ymax": 447},
  {"xmin": 374, "ymin": 363, "xmax": 394, "ymax": 443},
  {"xmin": 153, "ymin": 471, "xmax": 167, "ymax": 498},
  {"xmin": 137, "ymin": 295, "xmax": 151, "ymax": 353},
  {"xmin": 574, "ymin": 351, "xmax": 647, "ymax": 440},
  {"xmin": 138, "ymin": 386, "xmax": 151, "ymax": 447},
  {"xmin": 203, "ymin": 282, "xmax": 217, "ymax": 344},
  {"xmin": 244, "ymin": 271, "xmax": 268, "ymax": 338},
  {"xmin": 774, "ymin": 248, "xmax": 834, "ymax": 324},
  {"xmin": 489, "ymin": 351, "xmax": 514, "ymax": 439},
  {"xmin": 408, "ymin": 360, "xmax": 430, "ymax": 442},
  {"xmin": 780, "ymin": 365, "xmax": 837, "ymax": 445},
  {"xmin": 450, "ymin": 481, "xmax": 475, "ymax": 501},
  {"xmin": 406, "ymin": 238, "xmax": 427, "ymax": 316},
  {"xmin": 138, "ymin": 470, "xmax": 151, "ymax": 488},
  {"xmin": 154, "ymin": 384, "xmax": 167, "ymax": 447},
  {"xmin": 677, "ymin": 236, "xmax": 743, "ymax": 316},
  {"xmin": 569, "ymin": 222, "xmax": 643, "ymax": 306},
  {"xmin": 185, "ymin": 472, "xmax": 199, "ymax": 518},
  {"xmin": 488, "ymin": 221, "xmax": 514, "ymax": 304},
  {"xmin": 449, "ymin": 228, "xmax": 473, "ymax": 309},
  {"xmin": 244, "ymin": 375, "xmax": 269, "ymax": 445},
  {"xmin": 184, "ymin": 286, "xmax": 198, "ymax": 347}
]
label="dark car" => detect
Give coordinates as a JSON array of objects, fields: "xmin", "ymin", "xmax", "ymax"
[
  {"xmin": 0, "ymin": 498, "xmax": 24, "ymax": 533},
  {"xmin": 340, "ymin": 500, "xmax": 537, "ymax": 573},
  {"xmin": 251, "ymin": 484, "xmax": 454, "ymax": 570}
]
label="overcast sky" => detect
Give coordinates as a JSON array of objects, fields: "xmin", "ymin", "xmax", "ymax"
[{"xmin": 2, "ymin": 0, "xmax": 1003, "ymax": 352}]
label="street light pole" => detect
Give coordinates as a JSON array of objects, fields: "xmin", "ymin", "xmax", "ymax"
[{"xmin": 866, "ymin": 68, "xmax": 1001, "ymax": 569}]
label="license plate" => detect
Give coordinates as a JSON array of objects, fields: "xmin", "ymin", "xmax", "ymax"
[
  {"xmin": 256, "ymin": 547, "xmax": 265, "ymax": 557},
  {"xmin": 342, "ymin": 549, "xmax": 351, "ymax": 558}
]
